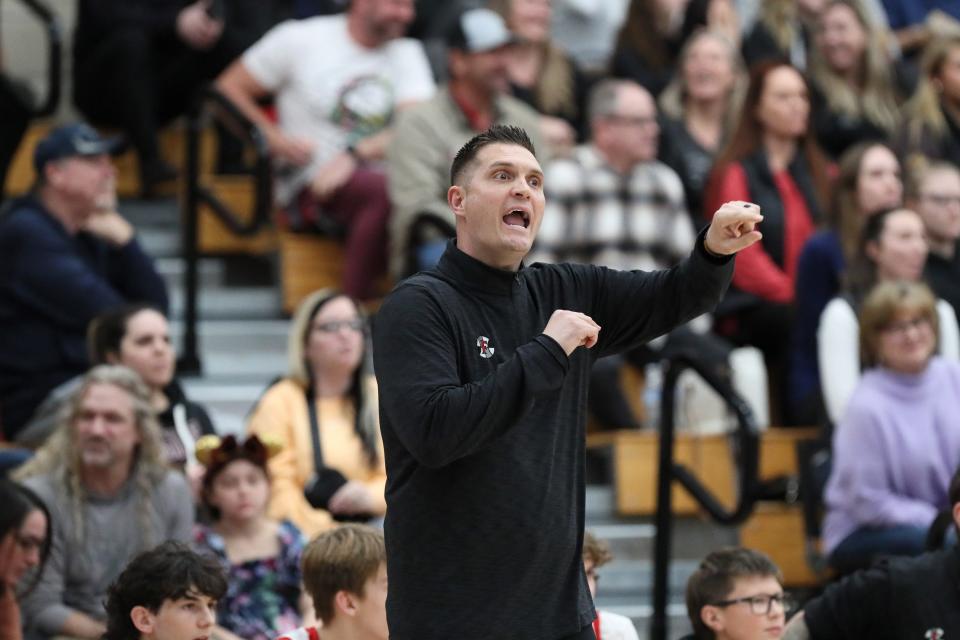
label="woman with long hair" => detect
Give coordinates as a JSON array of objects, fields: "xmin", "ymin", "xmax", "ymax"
[
  {"xmin": 790, "ymin": 141, "xmax": 902, "ymax": 423},
  {"xmin": 488, "ymin": 0, "xmax": 589, "ymax": 146},
  {"xmin": 817, "ymin": 208, "xmax": 960, "ymax": 424},
  {"xmin": 612, "ymin": 0, "xmax": 740, "ymax": 99},
  {"xmin": 0, "ymin": 480, "xmax": 50, "ymax": 640},
  {"xmin": 246, "ymin": 289, "xmax": 385, "ymax": 538},
  {"xmin": 659, "ymin": 28, "xmax": 747, "ymax": 226},
  {"xmin": 807, "ymin": 0, "xmax": 903, "ymax": 158},
  {"xmin": 704, "ymin": 61, "xmax": 830, "ymax": 420},
  {"xmin": 897, "ymin": 34, "xmax": 960, "ymax": 166},
  {"xmin": 823, "ymin": 280, "xmax": 960, "ymax": 573}
]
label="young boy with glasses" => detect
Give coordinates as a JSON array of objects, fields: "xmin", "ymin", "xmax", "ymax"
[{"xmin": 683, "ymin": 547, "xmax": 793, "ymax": 640}]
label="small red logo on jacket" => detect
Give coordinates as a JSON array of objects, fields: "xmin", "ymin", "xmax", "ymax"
[{"xmin": 476, "ymin": 336, "xmax": 495, "ymax": 358}]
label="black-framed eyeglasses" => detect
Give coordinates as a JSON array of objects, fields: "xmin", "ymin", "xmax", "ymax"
[
  {"xmin": 313, "ymin": 318, "xmax": 366, "ymax": 334},
  {"xmin": 711, "ymin": 593, "xmax": 796, "ymax": 616}
]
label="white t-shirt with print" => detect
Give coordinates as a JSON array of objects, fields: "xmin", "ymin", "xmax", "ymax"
[{"xmin": 244, "ymin": 15, "xmax": 436, "ymax": 204}]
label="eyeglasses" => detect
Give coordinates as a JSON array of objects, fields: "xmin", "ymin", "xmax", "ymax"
[
  {"xmin": 921, "ymin": 193, "xmax": 960, "ymax": 208},
  {"xmin": 712, "ymin": 593, "xmax": 796, "ymax": 616},
  {"xmin": 313, "ymin": 318, "xmax": 366, "ymax": 334},
  {"xmin": 881, "ymin": 316, "xmax": 930, "ymax": 337}
]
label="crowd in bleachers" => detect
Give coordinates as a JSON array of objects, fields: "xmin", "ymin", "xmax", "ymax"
[{"xmin": 3, "ymin": 0, "xmax": 960, "ymax": 638}]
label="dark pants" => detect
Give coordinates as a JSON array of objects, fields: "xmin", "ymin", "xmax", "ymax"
[
  {"xmin": 829, "ymin": 524, "xmax": 929, "ymax": 575},
  {"xmin": 715, "ymin": 300, "xmax": 793, "ymax": 425},
  {"xmin": 298, "ymin": 168, "xmax": 391, "ymax": 300},
  {"xmin": 0, "ymin": 76, "xmax": 31, "ymax": 205},
  {"xmin": 73, "ymin": 27, "xmax": 245, "ymax": 175}
]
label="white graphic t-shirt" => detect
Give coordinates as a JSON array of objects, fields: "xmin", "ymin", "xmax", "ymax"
[{"xmin": 244, "ymin": 15, "xmax": 436, "ymax": 204}]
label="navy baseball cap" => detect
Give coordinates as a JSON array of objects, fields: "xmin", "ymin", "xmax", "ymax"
[
  {"xmin": 33, "ymin": 123, "xmax": 124, "ymax": 173},
  {"xmin": 446, "ymin": 8, "xmax": 515, "ymax": 53}
]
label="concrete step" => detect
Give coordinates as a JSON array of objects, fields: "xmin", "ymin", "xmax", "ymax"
[
  {"xmin": 137, "ymin": 225, "xmax": 181, "ymax": 258},
  {"xmin": 156, "ymin": 256, "xmax": 225, "ymax": 291},
  {"xmin": 168, "ymin": 285, "xmax": 282, "ymax": 320}
]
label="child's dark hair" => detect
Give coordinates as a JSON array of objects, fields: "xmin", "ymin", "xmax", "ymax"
[
  {"xmin": 450, "ymin": 125, "xmax": 536, "ymax": 186},
  {"xmin": 685, "ymin": 547, "xmax": 782, "ymax": 639},
  {"xmin": 103, "ymin": 541, "xmax": 227, "ymax": 640}
]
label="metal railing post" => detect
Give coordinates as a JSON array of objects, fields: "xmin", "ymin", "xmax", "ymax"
[
  {"xmin": 649, "ymin": 353, "xmax": 762, "ymax": 640},
  {"xmin": 178, "ymin": 100, "xmax": 203, "ymax": 374}
]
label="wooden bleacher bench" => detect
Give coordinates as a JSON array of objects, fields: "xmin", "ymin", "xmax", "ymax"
[
  {"xmin": 587, "ymin": 427, "xmax": 823, "ymax": 587},
  {"xmin": 5, "ymin": 120, "xmax": 192, "ymax": 199}
]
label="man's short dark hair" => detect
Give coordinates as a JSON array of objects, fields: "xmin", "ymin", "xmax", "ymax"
[
  {"xmin": 103, "ymin": 541, "xmax": 227, "ymax": 640},
  {"xmin": 685, "ymin": 547, "xmax": 782, "ymax": 640},
  {"xmin": 450, "ymin": 125, "xmax": 536, "ymax": 186}
]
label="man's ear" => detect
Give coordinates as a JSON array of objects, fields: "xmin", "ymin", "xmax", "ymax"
[
  {"xmin": 131, "ymin": 606, "xmax": 155, "ymax": 635},
  {"xmin": 952, "ymin": 500, "xmax": 960, "ymax": 533},
  {"xmin": 104, "ymin": 351, "xmax": 121, "ymax": 365},
  {"xmin": 701, "ymin": 605, "xmax": 725, "ymax": 634},
  {"xmin": 448, "ymin": 185, "xmax": 467, "ymax": 221},
  {"xmin": 334, "ymin": 590, "xmax": 359, "ymax": 618}
]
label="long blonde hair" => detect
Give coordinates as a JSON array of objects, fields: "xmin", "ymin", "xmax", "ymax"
[
  {"xmin": 658, "ymin": 29, "xmax": 747, "ymax": 134},
  {"xmin": 286, "ymin": 289, "xmax": 380, "ymax": 468},
  {"xmin": 903, "ymin": 35, "xmax": 960, "ymax": 147},
  {"xmin": 14, "ymin": 365, "xmax": 167, "ymax": 547},
  {"xmin": 807, "ymin": 0, "xmax": 900, "ymax": 134},
  {"xmin": 487, "ymin": 0, "xmax": 578, "ymax": 120}
]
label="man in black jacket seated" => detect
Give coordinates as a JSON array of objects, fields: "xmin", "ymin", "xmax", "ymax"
[
  {"xmin": 372, "ymin": 124, "xmax": 762, "ymax": 640},
  {"xmin": 0, "ymin": 123, "xmax": 168, "ymax": 440},
  {"xmin": 783, "ymin": 467, "xmax": 960, "ymax": 640}
]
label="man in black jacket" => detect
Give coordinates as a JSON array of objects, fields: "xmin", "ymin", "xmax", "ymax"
[
  {"xmin": 783, "ymin": 468, "xmax": 960, "ymax": 640},
  {"xmin": 372, "ymin": 124, "xmax": 762, "ymax": 640},
  {"xmin": 72, "ymin": 0, "xmax": 277, "ymax": 194}
]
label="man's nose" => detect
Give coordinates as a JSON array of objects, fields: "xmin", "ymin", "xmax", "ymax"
[{"xmin": 512, "ymin": 179, "xmax": 531, "ymax": 198}]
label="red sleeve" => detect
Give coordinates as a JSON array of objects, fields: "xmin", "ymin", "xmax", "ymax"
[{"xmin": 708, "ymin": 163, "xmax": 793, "ymax": 303}]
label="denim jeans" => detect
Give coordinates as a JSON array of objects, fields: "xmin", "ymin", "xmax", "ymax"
[{"xmin": 829, "ymin": 524, "xmax": 929, "ymax": 574}]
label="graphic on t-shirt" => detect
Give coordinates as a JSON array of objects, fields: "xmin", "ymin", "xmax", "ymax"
[{"xmin": 329, "ymin": 75, "xmax": 395, "ymax": 143}]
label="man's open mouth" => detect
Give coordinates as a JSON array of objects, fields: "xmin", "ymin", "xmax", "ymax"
[{"xmin": 502, "ymin": 209, "xmax": 530, "ymax": 229}]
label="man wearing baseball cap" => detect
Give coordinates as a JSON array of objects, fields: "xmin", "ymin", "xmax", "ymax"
[
  {"xmin": 387, "ymin": 7, "xmax": 546, "ymax": 279},
  {"xmin": 0, "ymin": 122, "xmax": 168, "ymax": 441}
]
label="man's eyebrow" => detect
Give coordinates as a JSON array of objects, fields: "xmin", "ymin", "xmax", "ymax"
[{"xmin": 487, "ymin": 161, "xmax": 543, "ymax": 178}]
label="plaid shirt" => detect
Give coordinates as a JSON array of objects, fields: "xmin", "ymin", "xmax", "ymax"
[{"xmin": 532, "ymin": 145, "xmax": 696, "ymax": 271}]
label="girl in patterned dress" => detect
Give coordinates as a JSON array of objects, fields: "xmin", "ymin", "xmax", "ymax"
[{"xmin": 193, "ymin": 434, "xmax": 315, "ymax": 640}]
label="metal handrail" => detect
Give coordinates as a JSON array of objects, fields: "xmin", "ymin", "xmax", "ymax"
[
  {"xmin": 179, "ymin": 86, "xmax": 273, "ymax": 373},
  {"xmin": 650, "ymin": 353, "xmax": 763, "ymax": 640},
  {"xmin": 11, "ymin": 0, "xmax": 61, "ymax": 116}
]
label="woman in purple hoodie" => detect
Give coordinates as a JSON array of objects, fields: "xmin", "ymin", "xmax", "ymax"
[{"xmin": 823, "ymin": 280, "xmax": 960, "ymax": 574}]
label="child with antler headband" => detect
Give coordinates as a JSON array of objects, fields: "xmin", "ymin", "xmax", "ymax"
[{"xmin": 193, "ymin": 434, "xmax": 315, "ymax": 640}]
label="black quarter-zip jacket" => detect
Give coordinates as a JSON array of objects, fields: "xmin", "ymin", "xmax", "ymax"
[{"xmin": 373, "ymin": 231, "xmax": 733, "ymax": 640}]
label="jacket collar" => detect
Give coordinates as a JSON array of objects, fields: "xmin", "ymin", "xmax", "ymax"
[{"xmin": 436, "ymin": 240, "xmax": 523, "ymax": 296}]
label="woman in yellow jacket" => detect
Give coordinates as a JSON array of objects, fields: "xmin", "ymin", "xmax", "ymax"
[{"xmin": 247, "ymin": 289, "xmax": 386, "ymax": 537}]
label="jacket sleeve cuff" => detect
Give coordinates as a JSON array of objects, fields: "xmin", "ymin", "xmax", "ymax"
[
  {"xmin": 695, "ymin": 226, "xmax": 734, "ymax": 266},
  {"xmin": 517, "ymin": 335, "xmax": 570, "ymax": 396}
]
